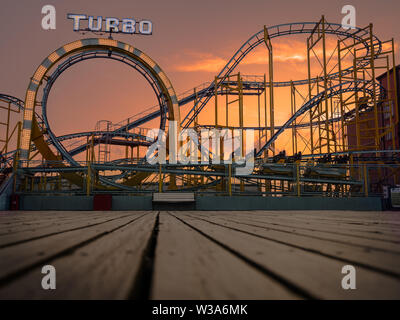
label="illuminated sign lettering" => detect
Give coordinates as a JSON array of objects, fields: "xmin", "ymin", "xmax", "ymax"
[{"xmin": 67, "ymin": 14, "xmax": 152, "ymax": 35}]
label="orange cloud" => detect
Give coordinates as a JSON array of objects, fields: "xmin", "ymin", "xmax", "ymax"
[
  {"xmin": 242, "ymin": 39, "xmax": 308, "ymax": 65},
  {"xmin": 172, "ymin": 39, "xmax": 310, "ymax": 73},
  {"xmin": 173, "ymin": 38, "xmax": 341, "ymax": 74},
  {"xmin": 174, "ymin": 52, "xmax": 226, "ymax": 72}
]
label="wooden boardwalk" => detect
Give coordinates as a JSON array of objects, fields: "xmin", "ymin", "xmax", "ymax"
[{"xmin": 0, "ymin": 210, "xmax": 399, "ymax": 299}]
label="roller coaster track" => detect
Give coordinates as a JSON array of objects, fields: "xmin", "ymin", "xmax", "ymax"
[
  {"xmin": 86, "ymin": 22, "xmax": 379, "ymax": 137},
  {"xmin": 52, "ymin": 76, "xmax": 382, "ymax": 159},
  {"xmin": 0, "ymin": 94, "xmax": 43, "ymax": 166},
  {"xmin": 40, "ymin": 49, "xmax": 168, "ymax": 166},
  {"xmin": 196, "ymin": 101, "xmax": 377, "ymax": 131},
  {"xmin": 35, "ymin": 78, "xmax": 379, "ymax": 191},
  {"xmin": 1, "ymin": 20, "xmax": 387, "ymax": 192},
  {"xmin": 256, "ymin": 80, "xmax": 376, "ymax": 157},
  {"xmin": 180, "ymin": 21, "xmax": 381, "ymax": 129},
  {"xmin": 0, "ymin": 94, "xmax": 24, "ymax": 110},
  {"xmin": 38, "ymin": 21, "xmax": 381, "ymax": 162},
  {"xmin": 46, "ymin": 75, "xmax": 268, "ymax": 158}
]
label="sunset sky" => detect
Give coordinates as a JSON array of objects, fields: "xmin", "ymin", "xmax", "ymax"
[{"xmin": 1, "ymin": 0, "xmax": 400, "ymax": 156}]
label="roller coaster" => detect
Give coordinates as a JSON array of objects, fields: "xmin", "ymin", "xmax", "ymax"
[{"xmin": 1, "ymin": 16, "xmax": 399, "ymax": 201}]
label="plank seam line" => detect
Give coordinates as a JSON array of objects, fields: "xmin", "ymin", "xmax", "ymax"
[
  {"xmin": 249, "ymin": 216, "xmax": 400, "ymax": 229},
  {"xmin": 229, "ymin": 211, "xmax": 400, "ymax": 225},
  {"xmin": 211, "ymin": 213, "xmax": 400, "ymax": 244},
  {"xmin": 169, "ymin": 213, "xmax": 315, "ymax": 300},
  {"xmin": 218, "ymin": 217, "xmax": 400, "ymax": 255},
  {"xmin": 238, "ymin": 218, "xmax": 400, "ymax": 245},
  {"xmin": 0, "ymin": 213, "xmax": 136, "ymax": 249},
  {"xmin": 187, "ymin": 214, "xmax": 400, "ymax": 280},
  {"xmin": 128, "ymin": 212, "xmax": 159, "ymax": 300},
  {"xmin": 0, "ymin": 213, "xmax": 148, "ymax": 288},
  {"xmin": 0, "ymin": 214, "xmax": 124, "ymax": 236}
]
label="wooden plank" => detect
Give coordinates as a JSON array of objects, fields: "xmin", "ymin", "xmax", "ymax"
[
  {"xmin": 220, "ymin": 210, "xmax": 400, "ymax": 233},
  {"xmin": 204, "ymin": 211, "xmax": 400, "ymax": 242},
  {"xmin": 0, "ymin": 212, "xmax": 142, "ymax": 248},
  {"xmin": 0, "ymin": 211, "xmax": 114, "ymax": 232},
  {"xmin": 247, "ymin": 210, "xmax": 400, "ymax": 227},
  {"xmin": 0, "ymin": 210, "xmax": 106, "ymax": 222},
  {"xmin": 193, "ymin": 212, "xmax": 400, "ymax": 253},
  {"xmin": 0, "ymin": 212, "xmax": 157, "ymax": 299},
  {"xmin": 174, "ymin": 212, "xmax": 400, "ymax": 299},
  {"xmin": 0, "ymin": 211, "xmax": 129, "ymax": 232},
  {"xmin": 216, "ymin": 210, "xmax": 400, "ymax": 226},
  {"xmin": 242, "ymin": 211, "xmax": 400, "ymax": 241},
  {"xmin": 0, "ymin": 212, "xmax": 149, "ymax": 283},
  {"xmin": 228, "ymin": 210, "xmax": 400, "ymax": 224},
  {"xmin": 151, "ymin": 212, "xmax": 298, "ymax": 299},
  {"xmin": 185, "ymin": 212, "xmax": 400, "ymax": 277}
]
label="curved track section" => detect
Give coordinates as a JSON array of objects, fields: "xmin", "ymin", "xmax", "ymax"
[
  {"xmin": 30, "ymin": 22, "xmax": 383, "ymax": 166},
  {"xmin": 20, "ymin": 38, "xmax": 179, "ymax": 162},
  {"xmin": 181, "ymin": 22, "xmax": 381, "ymax": 128},
  {"xmin": 19, "ymin": 38, "xmax": 180, "ymax": 190},
  {"xmin": 256, "ymin": 80, "xmax": 376, "ymax": 157},
  {"xmin": 3, "ymin": 21, "xmax": 387, "ymax": 192},
  {"xmin": 0, "ymin": 94, "xmax": 24, "ymax": 111},
  {"xmin": 41, "ymin": 49, "xmax": 166, "ymax": 165},
  {"xmin": 0, "ymin": 93, "xmax": 43, "ymax": 161}
]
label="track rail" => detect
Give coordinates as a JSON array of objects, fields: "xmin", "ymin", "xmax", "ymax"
[{"xmin": 1, "ymin": 20, "xmax": 390, "ymax": 192}]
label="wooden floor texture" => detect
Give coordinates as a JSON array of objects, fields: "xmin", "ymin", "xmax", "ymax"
[{"xmin": 0, "ymin": 210, "xmax": 399, "ymax": 299}]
